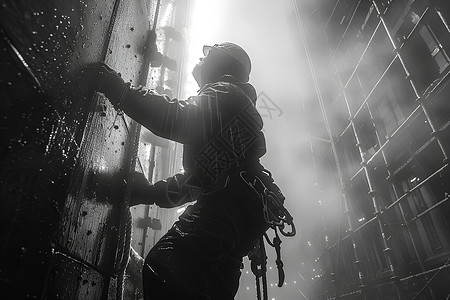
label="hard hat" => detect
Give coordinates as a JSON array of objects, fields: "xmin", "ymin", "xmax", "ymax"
[{"xmin": 203, "ymin": 42, "xmax": 251, "ymax": 79}]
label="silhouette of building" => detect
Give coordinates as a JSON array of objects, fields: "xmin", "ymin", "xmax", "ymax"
[{"xmin": 295, "ymin": 0, "xmax": 450, "ymax": 299}]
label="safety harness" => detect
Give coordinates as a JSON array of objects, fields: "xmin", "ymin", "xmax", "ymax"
[{"xmin": 240, "ymin": 169, "xmax": 296, "ymax": 300}]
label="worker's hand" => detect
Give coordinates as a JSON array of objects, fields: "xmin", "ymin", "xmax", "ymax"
[
  {"xmin": 82, "ymin": 62, "xmax": 127, "ymax": 104},
  {"xmin": 129, "ymin": 171, "xmax": 156, "ymax": 206}
]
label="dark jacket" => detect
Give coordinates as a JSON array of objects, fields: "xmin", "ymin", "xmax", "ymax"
[{"xmin": 118, "ymin": 75, "xmax": 266, "ymax": 192}]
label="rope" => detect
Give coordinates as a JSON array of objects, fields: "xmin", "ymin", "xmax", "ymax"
[
  {"xmin": 263, "ymin": 229, "xmax": 285, "ymax": 287},
  {"xmin": 255, "ymin": 275, "xmax": 261, "ymax": 300},
  {"xmin": 239, "ymin": 170, "xmax": 296, "ymax": 237},
  {"xmin": 250, "ymin": 237, "xmax": 268, "ymax": 300},
  {"xmin": 273, "ymin": 230, "xmax": 284, "ymax": 287},
  {"xmin": 242, "ymin": 170, "xmax": 296, "ymax": 300}
]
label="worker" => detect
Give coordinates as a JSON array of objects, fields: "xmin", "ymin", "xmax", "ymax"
[{"xmin": 87, "ymin": 42, "xmax": 286, "ymax": 300}]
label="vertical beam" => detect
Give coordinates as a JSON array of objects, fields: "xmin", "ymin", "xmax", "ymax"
[
  {"xmin": 364, "ymin": 96, "xmax": 427, "ymax": 274},
  {"xmin": 294, "ymin": 3, "xmax": 368, "ymax": 298},
  {"xmin": 370, "ymin": 1, "xmax": 448, "ymax": 298},
  {"xmin": 372, "ymin": 1, "xmax": 449, "ymax": 163},
  {"xmin": 140, "ymin": 145, "xmax": 156, "ymax": 257},
  {"xmin": 330, "ymin": 39, "xmax": 399, "ymax": 297},
  {"xmin": 96, "ymin": 1, "xmax": 124, "ymax": 298}
]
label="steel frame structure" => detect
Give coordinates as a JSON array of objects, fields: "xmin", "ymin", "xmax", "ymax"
[{"xmin": 295, "ymin": 0, "xmax": 450, "ymax": 299}]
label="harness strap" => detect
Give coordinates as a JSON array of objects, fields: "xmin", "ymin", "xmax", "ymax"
[
  {"xmin": 239, "ymin": 170, "xmax": 296, "ymax": 237},
  {"xmin": 263, "ymin": 229, "xmax": 285, "ymax": 287},
  {"xmin": 255, "ymin": 276, "xmax": 261, "ymax": 300},
  {"xmin": 273, "ymin": 230, "xmax": 284, "ymax": 287},
  {"xmin": 241, "ymin": 169, "xmax": 296, "ymax": 300},
  {"xmin": 249, "ymin": 237, "xmax": 268, "ymax": 300}
]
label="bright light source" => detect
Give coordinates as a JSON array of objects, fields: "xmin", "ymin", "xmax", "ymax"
[{"xmin": 185, "ymin": 0, "xmax": 224, "ymax": 97}]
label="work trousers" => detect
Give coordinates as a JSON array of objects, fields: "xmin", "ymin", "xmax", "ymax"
[{"xmin": 143, "ymin": 172, "xmax": 268, "ymax": 300}]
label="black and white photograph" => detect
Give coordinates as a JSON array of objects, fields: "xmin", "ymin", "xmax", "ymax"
[{"xmin": 1, "ymin": 0, "xmax": 450, "ymax": 299}]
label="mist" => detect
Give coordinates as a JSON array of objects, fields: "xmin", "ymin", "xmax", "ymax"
[
  {"xmin": 3, "ymin": 0, "xmax": 449, "ymax": 298},
  {"xmin": 184, "ymin": 0, "xmax": 327, "ymax": 298}
]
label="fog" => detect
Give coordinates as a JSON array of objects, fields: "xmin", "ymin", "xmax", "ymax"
[
  {"xmin": 3, "ymin": 0, "xmax": 449, "ymax": 298},
  {"xmin": 184, "ymin": 0, "xmax": 327, "ymax": 298}
]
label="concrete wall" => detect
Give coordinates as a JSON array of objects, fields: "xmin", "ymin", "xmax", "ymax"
[{"xmin": 0, "ymin": 0, "xmax": 160, "ymax": 298}]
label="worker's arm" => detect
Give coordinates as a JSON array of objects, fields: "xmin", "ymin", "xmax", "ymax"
[
  {"xmin": 87, "ymin": 62, "xmax": 226, "ymax": 144},
  {"xmin": 130, "ymin": 172, "xmax": 200, "ymax": 208}
]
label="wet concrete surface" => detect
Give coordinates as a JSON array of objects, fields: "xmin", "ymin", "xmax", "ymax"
[{"xmin": 0, "ymin": 0, "xmax": 159, "ymax": 298}]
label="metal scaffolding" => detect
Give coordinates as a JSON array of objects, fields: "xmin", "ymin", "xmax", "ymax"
[{"xmin": 296, "ymin": 0, "xmax": 450, "ymax": 299}]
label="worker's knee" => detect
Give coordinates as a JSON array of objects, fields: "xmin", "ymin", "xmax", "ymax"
[{"xmin": 142, "ymin": 260, "xmax": 208, "ymax": 300}]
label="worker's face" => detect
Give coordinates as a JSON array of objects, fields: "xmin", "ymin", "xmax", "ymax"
[
  {"xmin": 192, "ymin": 56, "xmax": 206, "ymax": 88},
  {"xmin": 193, "ymin": 52, "xmax": 214, "ymax": 88},
  {"xmin": 192, "ymin": 47, "xmax": 217, "ymax": 88}
]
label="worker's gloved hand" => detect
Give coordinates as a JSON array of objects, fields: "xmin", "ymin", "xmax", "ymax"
[
  {"xmin": 129, "ymin": 171, "xmax": 156, "ymax": 206},
  {"xmin": 82, "ymin": 62, "xmax": 128, "ymax": 105}
]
